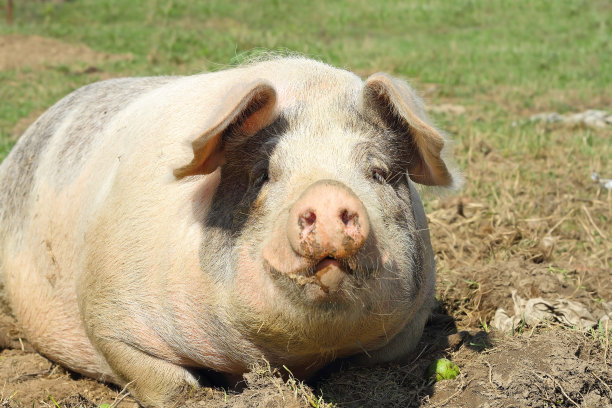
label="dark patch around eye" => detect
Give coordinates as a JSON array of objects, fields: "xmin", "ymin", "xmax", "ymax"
[
  {"xmin": 203, "ymin": 115, "xmax": 289, "ymax": 233},
  {"xmin": 252, "ymin": 169, "xmax": 269, "ymax": 187}
]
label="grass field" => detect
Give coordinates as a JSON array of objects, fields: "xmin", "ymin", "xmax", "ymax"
[{"xmin": 0, "ymin": 0, "xmax": 611, "ymax": 407}]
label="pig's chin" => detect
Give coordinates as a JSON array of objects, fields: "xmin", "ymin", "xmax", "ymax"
[{"xmin": 263, "ymin": 256, "xmax": 359, "ymax": 303}]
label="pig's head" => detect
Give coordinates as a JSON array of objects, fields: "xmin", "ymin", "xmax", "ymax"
[{"xmin": 174, "ymin": 60, "xmax": 458, "ymax": 369}]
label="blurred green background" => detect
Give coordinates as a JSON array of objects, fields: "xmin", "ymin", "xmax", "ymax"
[{"xmin": 0, "ymin": 0, "xmax": 610, "ymax": 174}]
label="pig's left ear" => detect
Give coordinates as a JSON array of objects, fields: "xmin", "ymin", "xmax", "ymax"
[
  {"xmin": 364, "ymin": 73, "xmax": 456, "ymax": 187},
  {"xmin": 174, "ymin": 80, "xmax": 277, "ymax": 179}
]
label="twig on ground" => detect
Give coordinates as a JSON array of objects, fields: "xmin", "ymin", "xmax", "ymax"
[
  {"xmin": 110, "ymin": 380, "xmax": 134, "ymax": 407},
  {"xmin": 590, "ymin": 372, "xmax": 611, "ymax": 399},
  {"xmin": 545, "ymin": 208, "xmax": 576, "ymax": 236},
  {"xmin": 553, "ymin": 378, "xmax": 580, "ymax": 408},
  {"xmin": 484, "ymin": 360, "xmax": 494, "ymax": 387},
  {"xmin": 582, "ymin": 205, "xmax": 607, "ymax": 239}
]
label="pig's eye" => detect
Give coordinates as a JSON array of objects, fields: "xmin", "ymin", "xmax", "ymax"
[
  {"xmin": 372, "ymin": 167, "xmax": 388, "ymax": 184},
  {"xmin": 252, "ymin": 170, "xmax": 269, "ymax": 187}
]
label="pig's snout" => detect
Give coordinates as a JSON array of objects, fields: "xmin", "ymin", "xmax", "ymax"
[{"xmin": 288, "ymin": 180, "xmax": 370, "ymax": 261}]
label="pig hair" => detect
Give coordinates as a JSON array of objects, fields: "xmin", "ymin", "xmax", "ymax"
[{"xmin": 230, "ymin": 49, "xmax": 315, "ymax": 67}]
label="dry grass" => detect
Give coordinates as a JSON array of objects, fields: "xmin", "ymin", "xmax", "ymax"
[{"xmin": 423, "ymin": 114, "xmax": 611, "ymax": 329}]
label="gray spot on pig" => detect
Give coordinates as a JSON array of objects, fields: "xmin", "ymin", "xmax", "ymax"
[
  {"xmin": 197, "ymin": 115, "xmax": 289, "ymax": 282},
  {"xmin": 54, "ymin": 77, "xmax": 176, "ymax": 183},
  {"xmin": 207, "ymin": 114, "xmax": 290, "ymax": 229},
  {"xmin": 397, "ymin": 181, "xmax": 425, "ymax": 296},
  {"xmin": 346, "ymin": 113, "xmax": 427, "ymax": 302},
  {"xmin": 0, "ymin": 77, "xmax": 174, "ymax": 237},
  {"xmin": 0, "ymin": 91, "xmax": 78, "ymax": 236},
  {"xmin": 348, "ymin": 106, "xmax": 422, "ymax": 179}
]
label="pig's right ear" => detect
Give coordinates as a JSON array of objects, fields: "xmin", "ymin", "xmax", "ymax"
[{"xmin": 174, "ymin": 80, "xmax": 277, "ymax": 179}]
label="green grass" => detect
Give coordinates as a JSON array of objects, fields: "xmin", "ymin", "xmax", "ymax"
[
  {"xmin": 0, "ymin": 0, "xmax": 610, "ymax": 164},
  {"xmin": 4, "ymin": 0, "xmax": 610, "ymax": 84}
]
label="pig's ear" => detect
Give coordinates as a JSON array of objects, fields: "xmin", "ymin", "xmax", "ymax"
[
  {"xmin": 174, "ymin": 80, "xmax": 277, "ymax": 179},
  {"xmin": 364, "ymin": 73, "xmax": 455, "ymax": 187}
]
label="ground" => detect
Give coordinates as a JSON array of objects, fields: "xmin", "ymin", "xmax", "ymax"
[{"xmin": 0, "ymin": 26, "xmax": 611, "ymax": 408}]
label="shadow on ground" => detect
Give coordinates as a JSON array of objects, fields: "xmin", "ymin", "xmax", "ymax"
[{"xmin": 309, "ymin": 304, "xmax": 493, "ymax": 407}]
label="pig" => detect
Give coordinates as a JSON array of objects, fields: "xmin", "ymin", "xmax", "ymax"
[{"xmin": 0, "ymin": 57, "xmax": 459, "ymax": 407}]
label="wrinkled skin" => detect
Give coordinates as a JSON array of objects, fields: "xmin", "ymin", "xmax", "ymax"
[{"xmin": 0, "ymin": 58, "xmax": 459, "ymax": 407}]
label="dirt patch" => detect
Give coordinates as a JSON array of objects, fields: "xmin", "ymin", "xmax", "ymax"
[
  {"xmin": 0, "ymin": 34, "xmax": 131, "ymax": 71},
  {"xmin": 0, "ymin": 349, "xmax": 135, "ymax": 408},
  {"xmin": 427, "ymin": 329, "xmax": 611, "ymax": 407},
  {"xmin": 1, "ymin": 318, "xmax": 610, "ymax": 407},
  {"xmin": 436, "ymin": 259, "xmax": 612, "ymax": 330}
]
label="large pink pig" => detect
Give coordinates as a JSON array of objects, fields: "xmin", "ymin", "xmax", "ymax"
[{"xmin": 0, "ymin": 57, "xmax": 459, "ymax": 407}]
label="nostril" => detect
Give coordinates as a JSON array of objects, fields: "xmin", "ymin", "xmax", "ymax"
[
  {"xmin": 340, "ymin": 209, "xmax": 357, "ymax": 226},
  {"xmin": 299, "ymin": 210, "xmax": 316, "ymax": 228}
]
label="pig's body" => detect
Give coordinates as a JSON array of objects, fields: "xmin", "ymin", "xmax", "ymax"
[{"xmin": 0, "ymin": 58, "xmax": 458, "ymax": 407}]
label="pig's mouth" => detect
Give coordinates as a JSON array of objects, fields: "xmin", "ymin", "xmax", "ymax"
[
  {"xmin": 312, "ymin": 257, "xmax": 353, "ymax": 294},
  {"xmin": 263, "ymin": 256, "xmax": 359, "ymax": 300}
]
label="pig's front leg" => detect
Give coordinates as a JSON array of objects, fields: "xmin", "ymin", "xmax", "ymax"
[{"xmin": 96, "ymin": 339, "xmax": 199, "ymax": 407}]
